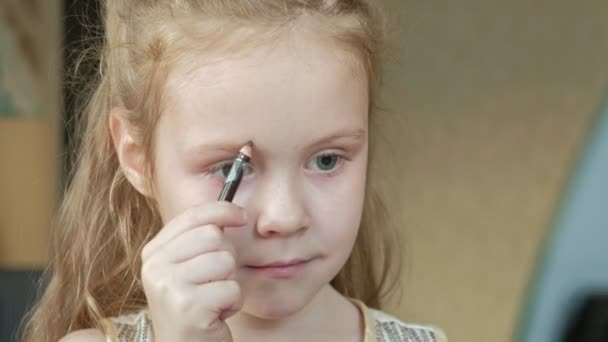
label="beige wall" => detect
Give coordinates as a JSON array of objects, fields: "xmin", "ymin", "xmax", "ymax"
[
  {"xmin": 380, "ymin": 1, "xmax": 608, "ymax": 341},
  {"xmin": 0, "ymin": 0, "xmax": 61, "ymax": 268}
]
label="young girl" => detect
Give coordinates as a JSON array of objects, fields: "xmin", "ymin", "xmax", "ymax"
[{"xmin": 22, "ymin": 1, "xmax": 446, "ymax": 341}]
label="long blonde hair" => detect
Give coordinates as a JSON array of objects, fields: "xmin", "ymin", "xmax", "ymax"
[{"xmin": 21, "ymin": 1, "xmax": 401, "ymax": 341}]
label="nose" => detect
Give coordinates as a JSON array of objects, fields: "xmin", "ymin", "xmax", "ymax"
[{"xmin": 252, "ymin": 174, "xmax": 311, "ymax": 238}]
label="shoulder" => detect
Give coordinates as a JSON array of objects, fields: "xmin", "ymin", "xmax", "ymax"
[
  {"xmin": 59, "ymin": 329, "xmax": 106, "ymax": 342},
  {"xmin": 369, "ymin": 308, "xmax": 448, "ymax": 342}
]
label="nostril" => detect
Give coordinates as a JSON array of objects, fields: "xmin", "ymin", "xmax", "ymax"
[{"xmin": 259, "ymin": 228, "xmax": 280, "ymax": 238}]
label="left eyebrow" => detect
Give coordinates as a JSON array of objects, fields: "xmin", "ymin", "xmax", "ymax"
[{"xmin": 307, "ymin": 128, "xmax": 367, "ymax": 149}]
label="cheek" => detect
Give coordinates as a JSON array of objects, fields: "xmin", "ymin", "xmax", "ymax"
[
  {"xmin": 312, "ymin": 162, "xmax": 367, "ymax": 248},
  {"xmin": 320, "ymin": 204, "xmax": 362, "ymax": 258}
]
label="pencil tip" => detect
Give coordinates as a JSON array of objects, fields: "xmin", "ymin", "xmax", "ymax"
[{"xmin": 240, "ymin": 141, "xmax": 253, "ymax": 158}]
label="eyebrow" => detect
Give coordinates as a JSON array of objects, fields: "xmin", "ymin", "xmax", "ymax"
[
  {"xmin": 307, "ymin": 128, "xmax": 367, "ymax": 149},
  {"xmin": 185, "ymin": 129, "xmax": 367, "ymax": 158}
]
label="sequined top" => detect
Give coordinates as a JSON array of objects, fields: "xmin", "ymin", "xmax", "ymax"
[{"xmin": 100, "ymin": 299, "xmax": 447, "ymax": 342}]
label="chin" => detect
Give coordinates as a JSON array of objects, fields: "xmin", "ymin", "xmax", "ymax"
[
  {"xmin": 242, "ymin": 289, "xmax": 311, "ymax": 319},
  {"xmin": 240, "ymin": 277, "xmax": 324, "ymax": 320}
]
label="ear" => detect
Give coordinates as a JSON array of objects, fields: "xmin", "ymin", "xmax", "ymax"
[{"xmin": 109, "ymin": 108, "xmax": 151, "ymax": 197}]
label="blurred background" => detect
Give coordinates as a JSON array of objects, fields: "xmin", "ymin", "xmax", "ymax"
[{"xmin": 0, "ymin": 0, "xmax": 607, "ymax": 341}]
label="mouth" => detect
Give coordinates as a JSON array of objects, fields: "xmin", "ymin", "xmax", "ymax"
[{"xmin": 244, "ymin": 258, "xmax": 313, "ymax": 279}]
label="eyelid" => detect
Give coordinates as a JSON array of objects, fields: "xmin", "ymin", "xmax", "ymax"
[{"xmin": 309, "ymin": 148, "xmax": 351, "ymax": 161}]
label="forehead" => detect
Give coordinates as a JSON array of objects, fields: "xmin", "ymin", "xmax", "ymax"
[{"xmin": 158, "ymin": 32, "xmax": 369, "ymax": 149}]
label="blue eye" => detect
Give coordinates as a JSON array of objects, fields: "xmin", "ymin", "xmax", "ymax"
[{"xmin": 308, "ymin": 154, "xmax": 341, "ymax": 172}]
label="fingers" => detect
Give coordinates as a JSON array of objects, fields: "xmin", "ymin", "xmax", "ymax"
[
  {"xmin": 176, "ymin": 250, "xmax": 237, "ymax": 284},
  {"xmin": 141, "ymin": 202, "xmax": 245, "ymax": 341},
  {"xmin": 160, "ymin": 225, "xmax": 237, "ymax": 264},
  {"xmin": 142, "ymin": 202, "xmax": 247, "ymax": 261}
]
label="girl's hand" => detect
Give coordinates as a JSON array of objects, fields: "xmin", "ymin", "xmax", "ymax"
[{"xmin": 141, "ymin": 202, "xmax": 247, "ymax": 342}]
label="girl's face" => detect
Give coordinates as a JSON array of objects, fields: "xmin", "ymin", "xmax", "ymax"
[{"xmin": 152, "ymin": 33, "xmax": 369, "ymax": 319}]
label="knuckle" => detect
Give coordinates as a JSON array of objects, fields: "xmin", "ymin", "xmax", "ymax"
[
  {"xmin": 219, "ymin": 251, "xmax": 236, "ymax": 270},
  {"xmin": 220, "ymin": 201, "xmax": 242, "ymax": 218},
  {"xmin": 183, "ymin": 207, "xmax": 200, "ymax": 225},
  {"xmin": 217, "ymin": 201, "xmax": 232, "ymax": 212},
  {"xmin": 141, "ymin": 243, "xmax": 153, "ymax": 261},
  {"xmin": 225, "ymin": 280, "xmax": 241, "ymax": 298},
  {"xmin": 173, "ymin": 292, "xmax": 194, "ymax": 314},
  {"xmin": 202, "ymin": 225, "xmax": 223, "ymax": 247},
  {"xmin": 140, "ymin": 259, "xmax": 154, "ymax": 282},
  {"xmin": 188, "ymin": 227, "xmax": 205, "ymax": 242},
  {"xmin": 141, "ymin": 256, "xmax": 171, "ymax": 293},
  {"xmin": 153, "ymin": 280, "xmax": 171, "ymax": 296},
  {"xmin": 142, "ymin": 269, "xmax": 169, "ymax": 295}
]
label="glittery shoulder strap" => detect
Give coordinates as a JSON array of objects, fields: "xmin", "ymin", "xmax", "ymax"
[
  {"xmin": 101, "ymin": 310, "xmax": 153, "ymax": 342},
  {"xmin": 370, "ymin": 308, "xmax": 448, "ymax": 342},
  {"xmin": 350, "ymin": 298, "xmax": 447, "ymax": 342}
]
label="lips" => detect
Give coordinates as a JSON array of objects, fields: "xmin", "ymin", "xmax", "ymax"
[
  {"xmin": 248, "ymin": 259, "xmax": 308, "ymax": 268},
  {"xmin": 245, "ymin": 258, "xmax": 312, "ymax": 279}
]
